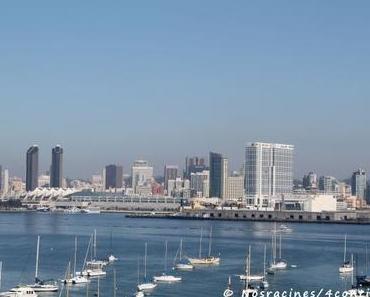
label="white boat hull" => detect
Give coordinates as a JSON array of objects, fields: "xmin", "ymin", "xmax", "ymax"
[
  {"xmin": 239, "ymin": 274, "xmax": 264, "ymax": 281},
  {"xmin": 339, "ymin": 266, "xmax": 354, "ymax": 274},
  {"xmin": 79, "ymin": 269, "xmax": 106, "ymax": 277},
  {"xmin": 2, "ymin": 287, "xmax": 38, "ymax": 297},
  {"xmin": 153, "ymin": 275, "xmax": 182, "ymax": 283},
  {"xmin": 188, "ymin": 257, "xmax": 220, "ymax": 265},
  {"xmin": 137, "ymin": 283, "xmax": 157, "ymax": 292},
  {"xmin": 174, "ymin": 263, "xmax": 194, "ymax": 271},
  {"xmin": 29, "ymin": 285, "xmax": 58, "ymax": 293},
  {"xmin": 269, "ymin": 260, "xmax": 288, "ymax": 270}
]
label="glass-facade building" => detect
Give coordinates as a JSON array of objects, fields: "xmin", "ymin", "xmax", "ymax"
[
  {"xmin": 245, "ymin": 142, "xmax": 294, "ymax": 205},
  {"xmin": 351, "ymin": 169, "xmax": 367, "ymax": 200},
  {"xmin": 105, "ymin": 164, "xmax": 123, "ymax": 189},
  {"xmin": 50, "ymin": 145, "xmax": 63, "ymax": 188},
  {"xmin": 26, "ymin": 145, "xmax": 39, "ymax": 192},
  {"xmin": 209, "ymin": 152, "xmax": 228, "ymax": 199}
]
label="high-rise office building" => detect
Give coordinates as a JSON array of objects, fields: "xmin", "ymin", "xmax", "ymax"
[
  {"xmin": 209, "ymin": 152, "xmax": 228, "ymax": 199},
  {"xmin": 226, "ymin": 174, "xmax": 244, "ymax": 201},
  {"xmin": 303, "ymin": 172, "xmax": 318, "ymax": 190},
  {"xmin": 164, "ymin": 165, "xmax": 178, "ymax": 190},
  {"xmin": 105, "ymin": 165, "xmax": 123, "ymax": 189},
  {"xmin": 245, "ymin": 142, "xmax": 294, "ymax": 205},
  {"xmin": 0, "ymin": 165, "xmax": 2, "ymax": 191},
  {"xmin": 184, "ymin": 156, "xmax": 207, "ymax": 178},
  {"xmin": 2, "ymin": 169, "xmax": 9, "ymax": 196},
  {"xmin": 190, "ymin": 170, "xmax": 210, "ymax": 198},
  {"xmin": 131, "ymin": 160, "xmax": 153, "ymax": 193},
  {"xmin": 351, "ymin": 169, "xmax": 367, "ymax": 200},
  {"xmin": 26, "ymin": 145, "xmax": 39, "ymax": 192},
  {"xmin": 50, "ymin": 145, "xmax": 63, "ymax": 188},
  {"xmin": 318, "ymin": 176, "xmax": 338, "ymax": 193}
]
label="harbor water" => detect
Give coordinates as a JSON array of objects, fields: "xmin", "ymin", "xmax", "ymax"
[{"xmin": 0, "ymin": 212, "xmax": 367, "ymax": 296}]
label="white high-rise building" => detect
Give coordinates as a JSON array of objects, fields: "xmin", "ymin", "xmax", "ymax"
[
  {"xmin": 190, "ymin": 170, "xmax": 210, "ymax": 198},
  {"xmin": 2, "ymin": 169, "xmax": 9, "ymax": 196},
  {"xmin": 131, "ymin": 160, "xmax": 153, "ymax": 193},
  {"xmin": 245, "ymin": 142, "xmax": 294, "ymax": 206},
  {"xmin": 226, "ymin": 175, "xmax": 244, "ymax": 201}
]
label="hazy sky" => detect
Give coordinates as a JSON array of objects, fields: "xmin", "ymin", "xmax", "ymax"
[{"xmin": 0, "ymin": 1, "xmax": 369, "ymax": 179}]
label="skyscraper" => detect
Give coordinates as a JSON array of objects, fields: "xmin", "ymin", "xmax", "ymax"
[
  {"xmin": 351, "ymin": 169, "xmax": 367, "ymax": 200},
  {"xmin": 105, "ymin": 165, "xmax": 123, "ymax": 190},
  {"xmin": 245, "ymin": 142, "xmax": 294, "ymax": 205},
  {"xmin": 26, "ymin": 145, "xmax": 39, "ymax": 192},
  {"xmin": 184, "ymin": 156, "xmax": 206, "ymax": 178},
  {"xmin": 164, "ymin": 165, "xmax": 178, "ymax": 190},
  {"xmin": 0, "ymin": 165, "xmax": 2, "ymax": 192},
  {"xmin": 50, "ymin": 145, "xmax": 63, "ymax": 188},
  {"xmin": 2, "ymin": 169, "xmax": 9, "ymax": 196},
  {"xmin": 131, "ymin": 160, "xmax": 153, "ymax": 193},
  {"xmin": 209, "ymin": 152, "xmax": 228, "ymax": 199},
  {"xmin": 318, "ymin": 176, "xmax": 338, "ymax": 193}
]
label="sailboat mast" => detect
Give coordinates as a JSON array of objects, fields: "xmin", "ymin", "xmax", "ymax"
[
  {"xmin": 164, "ymin": 240, "xmax": 168, "ymax": 272},
  {"xmin": 83, "ymin": 235, "xmax": 92, "ymax": 271},
  {"xmin": 208, "ymin": 227, "xmax": 213, "ymax": 257},
  {"xmin": 249, "ymin": 245, "xmax": 252, "ymax": 276},
  {"xmin": 344, "ymin": 235, "xmax": 347, "ymax": 263},
  {"xmin": 113, "ymin": 269, "xmax": 117, "ymax": 297},
  {"xmin": 137, "ymin": 257, "xmax": 140, "ymax": 285},
  {"xmin": 279, "ymin": 233, "xmax": 282, "ymax": 259},
  {"xmin": 144, "ymin": 243, "xmax": 148, "ymax": 280},
  {"xmin": 74, "ymin": 236, "xmax": 77, "ymax": 277},
  {"xmin": 366, "ymin": 243, "xmax": 368, "ymax": 273},
  {"xmin": 35, "ymin": 235, "xmax": 40, "ymax": 281},
  {"xmin": 351, "ymin": 253, "xmax": 354, "ymax": 286},
  {"xmin": 199, "ymin": 228, "xmax": 203, "ymax": 259},
  {"xmin": 0, "ymin": 261, "xmax": 2, "ymax": 289},
  {"xmin": 263, "ymin": 244, "xmax": 267, "ymax": 276},
  {"xmin": 179, "ymin": 239, "xmax": 183, "ymax": 261},
  {"xmin": 94, "ymin": 230, "xmax": 97, "ymax": 259}
]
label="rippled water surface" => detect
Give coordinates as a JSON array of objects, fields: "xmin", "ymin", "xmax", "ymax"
[{"xmin": 0, "ymin": 212, "xmax": 368, "ymax": 296}]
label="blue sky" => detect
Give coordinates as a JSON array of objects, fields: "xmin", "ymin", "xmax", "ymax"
[{"xmin": 0, "ymin": 1, "xmax": 369, "ymax": 179}]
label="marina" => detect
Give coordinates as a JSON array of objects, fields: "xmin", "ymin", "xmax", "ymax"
[{"xmin": 0, "ymin": 212, "xmax": 367, "ymax": 296}]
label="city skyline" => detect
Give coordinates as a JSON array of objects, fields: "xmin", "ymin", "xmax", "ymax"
[
  {"xmin": 0, "ymin": 142, "xmax": 369, "ymax": 181},
  {"xmin": 0, "ymin": 2, "xmax": 369, "ymax": 179}
]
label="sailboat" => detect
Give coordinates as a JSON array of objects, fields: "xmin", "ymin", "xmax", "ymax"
[
  {"xmin": 223, "ymin": 276, "xmax": 234, "ymax": 297},
  {"xmin": 356, "ymin": 244, "xmax": 370, "ymax": 286},
  {"xmin": 261, "ymin": 245, "xmax": 269, "ymax": 289},
  {"xmin": 345, "ymin": 254, "xmax": 366, "ymax": 297},
  {"xmin": 241, "ymin": 247, "xmax": 258, "ymax": 297},
  {"xmin": 86, "ymin": 230, "xmax": 108, "ymax": 269},
  {"xmin": 61, "ymin": 237, "xmax": 89, "ymax": 284},
  {"xmin": 0, "ymin": 287, "xmax": 38, "ymax": 297},
  {"xmin": 0, "ymin": 262, "xmax": 38, "ymax": 297},
  {"xmin": 239, "ymin": 246, "xmax": 264, "ymax": 282},
  {"xmin": 339, "ymin": 235, "xmax": 353, "ymax": 274},
  {"xmin": 137, "ymin": 243, "xmax": 157, "ymax": 292},
  {"xmin": 80, "ymin": 234, "xmax": 106, "ymax": 278},
  {"xmin": 153, "ymin": 241, "xmax": 182, "ymax": 283},
  {"xmin": 107, "ymin": 231, "xmax": 118, "ymax": 264},
  {"xmin": 174, "ymin": 239, "xmax": 194, "ymax": 271},
  {"xmin": 188, "ymin": 227, "xmax": 220, "ymax": 265},
  {"xmin": 268, "ymin": 224, "xmax": 287, "ymax": 271},
  {"xmin": 135, "ymin": 257, "xmax": 145, "ymax": 297},
  {"xmin": 28, "ymin": 236, "xmax": 59, "ymax": 292}
]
